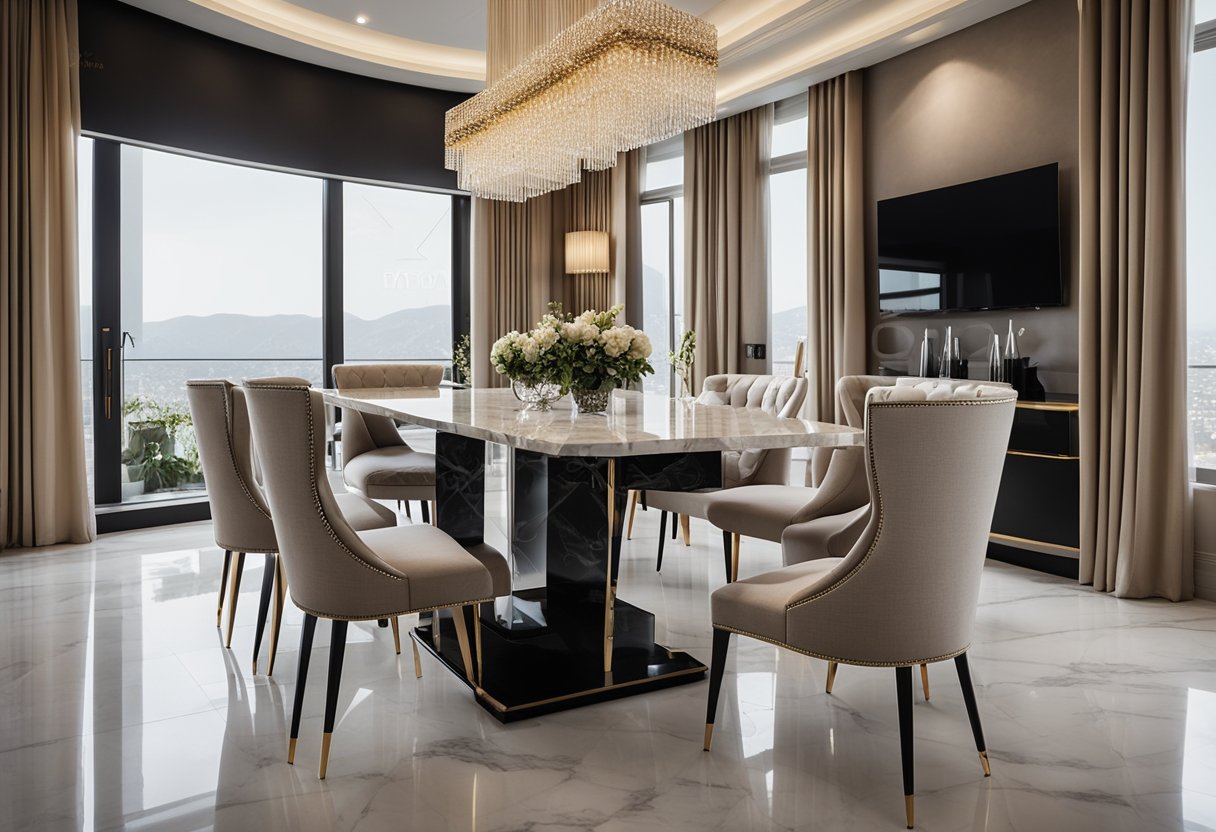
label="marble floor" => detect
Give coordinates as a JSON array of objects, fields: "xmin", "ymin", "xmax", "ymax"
[{"xmin": 2, "ymin": 509, "xmax": 1215, "ymax": 832}]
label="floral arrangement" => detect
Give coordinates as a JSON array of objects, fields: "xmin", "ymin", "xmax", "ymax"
[
  {"xmin": 451, "ymin": 334, "xmax": 471, "ymax": 384},
  {"xmin": 669, "ymin": 329, "xmax": 696, "ymax": 398},
  {"xmin": 490, "ymin": 303, "xmax": 655, "ymax": 411}
]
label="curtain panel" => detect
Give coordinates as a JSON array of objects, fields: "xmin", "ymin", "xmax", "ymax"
[
  {"xmin": 470, "ymin": 151, "xmax": 640, "ymax": 386},
  {"xmin": 1, "ymin": 0, "xmax": 94, "ymax": 547},
  {"xmin": 1078, "ymin": 0, "xmax": 1193, "ymax": 599},
  {"xmin": 683, "ymin": 106, "xmax": 772, "ymax": 392},
  {"xmin": 806, "ymin": 71, "xmax": 866, "ymax": 423}
]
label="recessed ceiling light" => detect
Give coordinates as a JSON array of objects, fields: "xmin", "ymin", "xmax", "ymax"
[{"xmin": 355, "ymin": 14, "xmax": 368, "ymax": 25}]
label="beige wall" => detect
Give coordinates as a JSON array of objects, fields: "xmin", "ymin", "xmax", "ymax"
[{"xmin": 863, "ymin": 0, "xmax": 1079, "ymax": 394}]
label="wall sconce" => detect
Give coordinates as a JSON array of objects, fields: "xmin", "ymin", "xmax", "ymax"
[{"xmin": 565, "ymin": 230, "xmax": 610, "ymax": 275}]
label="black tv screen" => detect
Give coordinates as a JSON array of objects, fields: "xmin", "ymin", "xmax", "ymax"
[{"xmin": 877, "ymin": 163, "xmax": 1063, "ymax": 315}]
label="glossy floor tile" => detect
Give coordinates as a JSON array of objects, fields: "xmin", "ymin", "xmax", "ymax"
[{"xmin": 1, "ymin": 510, "xmax": 1215, "ymax": 831}]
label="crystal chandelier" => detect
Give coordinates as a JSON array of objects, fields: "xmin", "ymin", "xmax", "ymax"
[{"xmin": 445, "ymin": 0, "xmax": 718, "ymax": 202}]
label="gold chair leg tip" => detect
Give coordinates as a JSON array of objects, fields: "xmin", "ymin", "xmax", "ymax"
[
  {"xmin": 905, "ymin": 795, "xmax": 914, "ymax": 828},
  {"xmin": 287, "ymin": 738, "xmax": 297, "ymax": 764},
  {"xmin": 980, "ymin": 751, "xmax": 991, "ymax": 777},
  {"xmin": 703, "ymin": 724, "xmax": 714, "ymax": 751},
  {"xmin": 318, "ymin": 733, "xmax": 332, "ymax": 780}
]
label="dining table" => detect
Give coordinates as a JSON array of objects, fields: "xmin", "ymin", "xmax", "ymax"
[{"xmin": 322, "ymin": 385, "xmax": 864, "ymax": 722}]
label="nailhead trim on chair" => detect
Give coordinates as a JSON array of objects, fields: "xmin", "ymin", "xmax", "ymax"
[
  {"xmin": 249, "ymin": 383, "xmax": 405, "ymax": 583},
  {"xmin": 786, "ymin": 397, "xmax": 1013, "ymax": 613},
  {"xmin": 713, "ymin": 624, "xmax": 970, "ymax": 669}
]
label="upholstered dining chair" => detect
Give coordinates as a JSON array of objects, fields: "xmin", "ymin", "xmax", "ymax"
[
  {"xmin": 243, "ymin": 378, "xmax": 510, "ymax": 779},
  {"xmin": 703, "ymin": 375, "xmax": 893, "ymax": 583},
  {"xmin": 333, "ymin": 363, "xmax": 443, "ymax": 523},
  {"xmin": 645, "ymin": 374, "xmax": 808, "ymax": 579},
  {"xmin": 702, "ymin": 381, "xmax": 1017, "ymax": 828},
  {"xmin": 186, "ymin": 379, "xmax": 398, "ymax": 676}
]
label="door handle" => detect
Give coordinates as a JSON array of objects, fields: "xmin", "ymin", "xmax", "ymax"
[{"xmin": 101, "ymin": 326, "xmax": 113, "ymax": 420}]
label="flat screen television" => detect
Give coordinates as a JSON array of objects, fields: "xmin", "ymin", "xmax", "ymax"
[{"xmin": 877, "ymin": 163, "xmax": 1063, "ymax": 315}]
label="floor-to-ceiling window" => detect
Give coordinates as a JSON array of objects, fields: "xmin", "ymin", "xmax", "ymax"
[
  {"xmin": 79, "ymin": 140, "xmax": 471, "ymax": 520},
  {"xmin": 343, "ymin": 183, "xmax": 454, "ymax": 367},
  {"xmin": 116, "ymin": 146, "xmax": 324, "ymax": 504},
  {"xmin": 769, "ymin": 95, "xmax": 809, "ymax": 376},
  {"xmin": 1190, "ymin": 8, "xmax": 1216, "ymax": 483},
  {"xmin": 640, "ymin": 136, "xmax": 684, "ymax": 395}
]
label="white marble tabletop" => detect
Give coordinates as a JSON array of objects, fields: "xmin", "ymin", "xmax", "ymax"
[{"xmin": 323, "ymin": 387, "xmax": 863, "ymax": 457}]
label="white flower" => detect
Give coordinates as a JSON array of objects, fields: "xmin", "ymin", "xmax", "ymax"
[
  {"xmin": 628, "ymin": 331, "xmax": 653, "ymax": 359},
  {"xmin": 561, "ymin": 319, "xmax": 599, "ymax": 345},
  {"xmin": 532, "ymin": 326, "xmax": 558, "ymax": 350},
  {"xmin": 520, "ymin": 334, "xmax": 540, "ymax": 363},
  {"xmin": 600, "ymin": 326, "xmax": 632, "ymax": 358}
]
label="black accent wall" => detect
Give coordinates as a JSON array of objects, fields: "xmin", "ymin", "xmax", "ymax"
[{"xmin": 77, "ymin": 0, "xmax": 468, "ymax": 189}]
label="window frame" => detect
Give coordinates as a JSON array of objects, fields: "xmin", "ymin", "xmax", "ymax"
[
  {"xmin": 641, "ymin": 136, "xmax": 685, "ymax": 396},
  {"xmin": 767, "ymin": 94, "xmax": 809, "ymax": 377},
  {"xmin": 1191, "ymin": 17, "xmax": 1216, "ymax": 484},
  {"xmin": 80, "ymin": 136, "xmax": 472, "ymax": 522}
]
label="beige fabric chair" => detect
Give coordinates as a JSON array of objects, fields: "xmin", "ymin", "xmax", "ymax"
[
  {"xmin": 333, "ymin": 363, "xmax": 443, "ymax": 522},
  {"xmin": 703, "ymin": 382, "xmax": 1017, "ymax": 829},
  {"xmin": 642, "ymin": 374, "xmax": 808, "ymax": 579},
  {"xmin": 704, "ymin": 375, "xmax": 894, "ymax": 582},
  {"xmin": 187, "ymin": 379, "xmax": 397, "ymax": 675},
  {"xmin": 244, "ymin": 378, "xmax": 509, "ymax": 779}
]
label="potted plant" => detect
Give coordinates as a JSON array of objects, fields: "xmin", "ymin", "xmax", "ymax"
[
  {"xmin": 451, "ymin": 333, "xmax": 472, "ymax": 386},
  {"xmin": 122, "ymin": 396, "xmax": 200, "ymax": 493}
]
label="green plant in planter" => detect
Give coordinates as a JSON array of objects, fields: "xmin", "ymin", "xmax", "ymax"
[
  {"xmin": 122, "ymin": 395, "xmax": 199, "ymax": 492},
  {"xmin": 452, "ymin": 334, "xmax": 471, "ymax": 385}
]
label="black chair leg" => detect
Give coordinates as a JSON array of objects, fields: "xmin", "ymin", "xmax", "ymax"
[
  {"xmin": 420, "ymin": 500, "xmax": 430, "ymax": 524},
  {"xmin": 672, "ymin": 514, "xmax": 679, "ymax": 539},
  {"xmin": 722, "ymin": 531, "xmax": 733, "ymax": 583},
  {"xmin": 319, "ymin": 619, "xmax": 349, "ymax": 779},
  {"xmin": 656, "ymin": 511, "xmax": 668, "ymax": 571},
  {"xmin": 287, "ymin": 613, "xmax": 317, "ymax": 765},
  {"xmin": 640, "ymin": 490, "xmax": 648, "ymax": 510},
  {"xmin": 703, "ymin": 628, "xmax": 732, "ymax": 750},
  {"xmin": 896, "ymin": 665, "xmax": 915, "ymax": 828},
  {"xmin": 954, "ymin": 653, "xmax": 991, "ymax": 777},
  {"xmin": 252, "ymin": 554, "xmax": 276, "ymax": 674},
  {"xmin": 217, "ymin": 549, "xmax": 232, "ymax": 627},
  {"xmin": 377, "ymin": 618, "xmax": 389, "ymax": 628},
  {"xmin": 403, "ymin": 501, "xmax": 412, "ymax": 520}
]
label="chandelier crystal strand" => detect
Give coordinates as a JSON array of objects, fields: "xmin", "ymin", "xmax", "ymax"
[{"xmin": 446, "ymin": 0, "xmax": 718, "ymax": 202}]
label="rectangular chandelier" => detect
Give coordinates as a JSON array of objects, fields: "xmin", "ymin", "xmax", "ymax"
[{"xmin": 445, "ymin": 0, "xmax": 718, "ymax": 202}]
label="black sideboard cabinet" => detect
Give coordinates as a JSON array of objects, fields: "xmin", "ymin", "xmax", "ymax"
[{"xmin": 988, "ymin": 400, "xmax": 1081, "ymax": 578}]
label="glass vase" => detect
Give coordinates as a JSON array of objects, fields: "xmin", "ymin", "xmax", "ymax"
[
  {"xmin": 511, "ymin": 378, "xmax": 563, "ymax": 411},
  {"xmin": 571, "ymin": 383, "xmax": 613, "ymax": 414}
]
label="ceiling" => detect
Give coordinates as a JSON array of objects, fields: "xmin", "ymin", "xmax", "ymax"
[{"xmin": 119, "ymin": 0, "xmax": 1032, "ymax": 113}]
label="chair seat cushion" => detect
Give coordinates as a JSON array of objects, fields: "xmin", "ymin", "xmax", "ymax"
[
  {"xmin": 645, "ymin": 488, "xmax": 721, "ymax": 519},
  {"xmin": 712, "ymin": 557, "xmax": 845, "ymax": 644},
  {"xmin": 334, "ymin": 493, "xmax": 396, "ymax": 531},
  {"xmin": 357, "ymin": 525, "xmax": 495, "ymax": 611},
  {"xmin": 705, "ymin": 485, "xmax": 819, "ymax": 542},
  {"xmin": 344, "ymin": 446, "xmax": 436, "ymax": 493}
]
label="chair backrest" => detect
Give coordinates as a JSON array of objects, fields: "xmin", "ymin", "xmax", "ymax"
[
  {"xmin": 807, "ymin": 374, "xmax": 896, "ymax": 488},
  {"xmin": 786, "ymin": 382, "xmax": 1017, "ymax": 664},
  {"xmin": 186, "ymin": 379, "xmax": 277, "ymax": 553},
  {"xmin": 243, "ymin": 378, "xmax": 410, "ymax": 616},
  {"xmin": 699, "ymin": 374, "xmax": 809, "ymax": 487},
  {"xmin": 332, "ymin": 363, "xmax": 443, "ymax": 462}
]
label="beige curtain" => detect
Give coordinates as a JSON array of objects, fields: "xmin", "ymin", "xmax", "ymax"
[
  {"xmin": 612, "ymin": 149, "xmax": 643, "ymax": 328},
  {"xmin": 472, "ymin": 195, "xmax": 556, "ymax": 387},
  {"xmin": 807, "ymin": 72, "xmax": 866, "ymax": 423},
  {"xmin": 1078, "ymin": 0, "xmax": 1193, "ymax": 600},
  {"xmin": 683, "ymin": 106, "xmax": 771, "ymax": 391},
  {"xmin": 1, "ymin": 0, "xmax": 93, "ymax": 547}
]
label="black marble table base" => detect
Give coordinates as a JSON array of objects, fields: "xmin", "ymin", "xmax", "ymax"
[{"xmin": 415, "ymin": 596, "xmax": 706, "ymax": 722}]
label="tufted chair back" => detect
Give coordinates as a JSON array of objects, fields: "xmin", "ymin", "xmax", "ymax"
[
  {"xmin": 783, "ymin": 382, "xmax": 1017, "ymax": 664},
  {"xmin": 187, "ymin": 379, "xmax": 278, "ymax": 554},
  {"xmin": 697, "ymin": 374, "xmax": 808, "ymax": 487},
  {"xmin": 332, "ymin": 363, "xmax": 444, "ymax": 463}
]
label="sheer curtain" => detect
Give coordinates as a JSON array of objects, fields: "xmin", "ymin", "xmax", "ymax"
[
  {"xmin": 806, "ymin": 71, "xmax": 866, "ymax": 423},
  {"xmin": 683, "ymin": 105, "xmax": 772, "ymax": 391},
  {"xmin": 1078, "ymin": 0, "xmax": 1193, "ymax": 599},
  {"xmin": 1, "ymin": 0, "xmax": 94, "ymax": 547}
]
